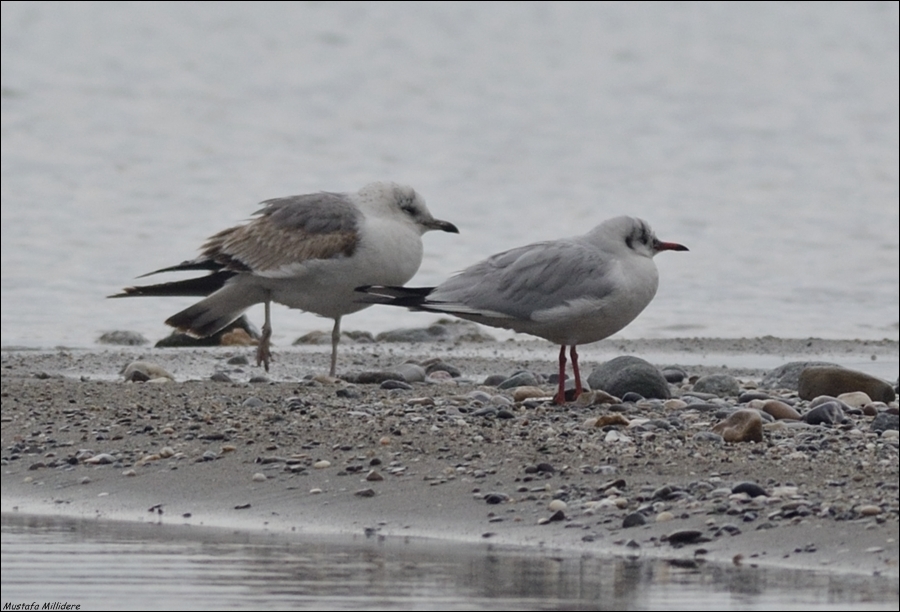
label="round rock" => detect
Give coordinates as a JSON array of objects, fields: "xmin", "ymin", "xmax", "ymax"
[{"xmin": 587, "ymin": 356, "xmax": 670, "ymax": 400}]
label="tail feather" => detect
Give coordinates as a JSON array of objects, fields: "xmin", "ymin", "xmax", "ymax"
[
  {"xmin": 165, "ymin": 283, "xmax": 266, "ymax": 337},
  {"xmin": 137, "ymin": 260, "xmax": 223, "ymax": 278},
  {"xmin": 109, "ymin": 271, "xmax": 235, "ymax": 298},
  {"xmin": 356, "ymin": 285, "xmax": 434, "ymax": 309}
]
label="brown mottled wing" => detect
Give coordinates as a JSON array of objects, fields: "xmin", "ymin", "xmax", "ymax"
[{"xmin": 200, "ymin": 192, "xmax": 361, "ymax": 276}]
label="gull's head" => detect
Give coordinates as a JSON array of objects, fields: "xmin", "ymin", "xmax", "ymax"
[
  {"xmin": 594, "ymin": 216, "xmax": 688, "ymax": 258},
  {"xmin": 357, "ymin": 182, "xmax": 459, "ymax": 235}
]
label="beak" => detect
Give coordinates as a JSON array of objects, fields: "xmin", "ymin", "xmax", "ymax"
[
  {"xmin": 426, "ymin": 219, "xmax": 460, "ymax": 234},
  {"xmin": 654, "ymin": 239, "xmax": 688, "ymax": 252}
]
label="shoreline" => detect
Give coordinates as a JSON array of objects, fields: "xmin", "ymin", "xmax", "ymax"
[{"xmin": 2, "ymin": 337, "xmax": 898, "ymax": 581}]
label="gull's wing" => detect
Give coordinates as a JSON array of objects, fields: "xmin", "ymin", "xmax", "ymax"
[
  {"xmin": 195, "ymin": 192, "xmax": 361, "ymax": 277},
  {"xmin": 427, "ymin": 239, "xmax": 620, "ymax": 321}
]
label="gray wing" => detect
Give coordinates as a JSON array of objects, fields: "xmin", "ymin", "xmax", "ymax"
[
  {"xmin": 200, "ymin": 192, "xmax": 361, "ymax": 275},
  {"xmin": 429, "ymin": 239, "xmax": 618, "ymax": 320}
]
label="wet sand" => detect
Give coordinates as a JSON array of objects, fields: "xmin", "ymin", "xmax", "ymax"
[{"xmin": 2, "ymin": 337, "xmax": 898, "ymax": 580}]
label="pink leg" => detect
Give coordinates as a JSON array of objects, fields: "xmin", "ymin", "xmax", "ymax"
[
  {"xmin": 570, "ymin": 345, "xmax": 582, "ymax": 400},
  {"xmin": 553, "ymin": 345, "xmax": 567, "ymax": 405}
]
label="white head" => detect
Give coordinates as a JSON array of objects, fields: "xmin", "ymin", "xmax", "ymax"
[
  {"xmin": 356, "ymin": 182, "xmax": 459, "ymax": 235},
  {"xmin": 590, "ymin": 216, "xmax": 688, "ymax": 258}
]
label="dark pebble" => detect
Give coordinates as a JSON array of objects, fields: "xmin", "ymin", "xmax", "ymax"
[
  {"xmin": 587, "ymin": 356, "xmax": 670, "ymax": 400},
  {"xmin": 871, "ymin": 412, "xmax": 899, "ymax": 433},
  {"xmin": 227, "ymin": 355, "xmax": 249, "ymax": 365},
  {"xmin": 380, "ymin": 380, "xmax": 413, "ymax": 390},
  {"xmin": 336, "ymin": 387, "xmax": 360, "ymax": 399},
  {"xmin": 738, "ymin": 391, "xmax": 772, "ymax": 403},
  {"xmin": 803, "ymin": 401, "xmax": 845, "ymax": 426},
  {"xmin": 484, "ymin": 492, "xmax": 509, "ymax": 505},
  {"xmin": 498, "ymin": 372, "xmax": 542, "ymax": 389},
  {"xmin": 732, "ymin": 482, "xmax": 767, "ymax": 497},
  {"xmin": 667, "ymin": 530, "xmax": 707, "ymax": 546},
  {"xmin": 354, "ymin": 488, "xmax": 377, "ymax": 498},
  {"xmin": 210, "ymin": 372, "xmax": 233, "ymax": 383},
  {"xmin": 622, "ymin": 512, "xmax": 646, "ymax": 528},
  {"xmin": 548, "ymin": 510, "xmax": 566, "ymax": 522},
  {"xmin": 662, "ymin": 367, "xmax": 686, "ymax": 383},
  {"xmin": 425, "ymin": 361, "xmax": 461, "ymax": 377},
  {"xmin": 482, "ymin": 374, "xmax": 508, "ymax": 386}
]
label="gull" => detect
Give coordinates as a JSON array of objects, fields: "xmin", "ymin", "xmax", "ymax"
[
  {"xmin": 110, "ymin": 182, "xmax": 458, "ymax": 375},
  {"xmin": 358, "ymin": 216, "xmax": 687, "ymax": 404}
]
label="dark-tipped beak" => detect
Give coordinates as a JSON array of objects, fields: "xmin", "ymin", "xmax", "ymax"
[
  {"xmin": 654, "ymin": 239, "xmax": 688, "ymax": 252},
  {"xmin": 427, "ymin": 219, "xmax": 460, "ymax": 234}
]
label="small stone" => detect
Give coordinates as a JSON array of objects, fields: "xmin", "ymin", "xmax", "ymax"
[
  {"xmin": 798, "ymin": 367, "xmax": 895, "ymax": 402},
  {"xmin": 732, "ymin": 482, "xmax": 767, "ymax": 497},
  {"xmin": 667, "ymin": 530, "xmax": 706, "ymax": 546},
  {"xmin": 803, "ymin": 401, "xmax": 845, "ymax": 426},
  {"xmin": 122, "ymin": 469, "xmax": 136, "ymax": 477},
  {"xmin": 98, "ymin": 331, "xmax": 148, "ymax": 346},
  {"xmin": 587, "ymin": 356, "xmax": 670, "ymax": 400},
  {"xmin": 380, "ymin": 379, "xmax": 413, "ymax": 390},
  {"xmin": 252, "ymin": 473, "xmax": 267, "ymax": 482},
  {"xmin": 498, "ymin": 372, "xmax": 542, "ymax": 389},
  {"xmin": 711, "ymin": 409, "xmax": 763, "ymax": 443},
  {"xmin": 837, "ymin": 391, "xmax": 873, "ymax": 409},
  {"xmin": 365, "ymin": 470, "xmax": 384, "ymax": 482},
  {"xmin": 314, "ymin": 460, "xmax": 331, "ymax": 469},
  {"xmin": 857, "ymin": 505, "xmax": 882, "ymax": 516},
  {"xmin": 548, "ymin": 499, "xmax": 567, "ymax": 512},
  {"xmin": 622, "ymin": 512, "xmax": 646, "ymax": 528},
  {"xmin": 692, "ymin": 374, "xmax": 741, "ymax": 397},
  {"xmin": 84, "ymin": 453, "xmax": 116, "ymax": 465},
  {"xmin": 354, "ymin": 488, "xmax": 376, "ymax": 498},
  {"xmin": 656, "ymin": 511, "xmax": 675, "ymax": 522},
  {"xmin": 761, "ymin": 400, "xmax": 801, "ymax": 420},
  {"xmin": 121, "ymin": 361, "xmax": 174, "ymax": 382},
  {"xmin": 513, "ymin": 386, "xmax": 548, "ymax": 402}
]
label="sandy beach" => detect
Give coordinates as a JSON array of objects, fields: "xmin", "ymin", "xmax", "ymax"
[{"xmin": 2, "ymin": 335, "xmax": 898, "ymax": 584}]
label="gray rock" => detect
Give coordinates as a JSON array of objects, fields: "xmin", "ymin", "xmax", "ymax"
[
  {"xmin": 692, "ymin": 374, "xmax": 741, "ymax": 398},
  {"xmin": 760, "ymin": 361, "xmax": 840, "ymax": 391},
  {"xmin": 497, "ymin": 371, "xmax": 542, "ymax": 389},
  {"xmin": 97, "ymin": 330, "xmax": 148, "ymax": 346},
  {"xmin": 871, "ymin": 412, "xmax": 899, "ymax": 433},
  {"xmin": 587, "ymin": 356, "xmax": 670, "ymax": 399},
  {"xmin": 798, "ymin": 367, "xmax": 896, "ymax": 402},
  {"xmin": 803, "ymin": 401, "xmax": 845, "ymax": 426},
  {"xmin": 375, "ymin": 319, "xmax": 495, "ymax": 343}
]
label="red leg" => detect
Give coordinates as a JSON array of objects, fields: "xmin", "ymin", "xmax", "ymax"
[
  {"xmin": 553, "ymin": 345, "xmax": 567, "ymax": 405},
  {"xmin": 570, "ymin": 345, "xmax": 582, "ymax": 400}
]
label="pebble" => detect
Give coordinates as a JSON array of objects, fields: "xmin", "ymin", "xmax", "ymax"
[
  {"xmin": 803, "ymin": 401, "xmax": 845, "ymax": 426},
  {"xmin": 120, "ymin": 361, "xmax": 174, "ymax": 382},
  {"xmin": 513, "ymin": 386, "xmax": 548, "ymax": 402},
  {"xmin": 798, "ymin": 367, "xmax": 896, "ymax": 402},
  {"xmin": 498, "ymin": 372, "xmax": 542, "ymax": 389},
  {"xmin": 313, "ymin": 460, "xmax": 331, "ymax": 469},
  {"xmin": 587, "ymin": 356, "xmax": 670, "ymax": 400},
  {"xmin": 760, "ymin": 361, "xmax": 839, "ymax": 391},
  {"xmin": 692, "ymin": 374, "xmax": 741, "ymax": 398},
  {"xmin": 761, "ymin": 399, "xmax": 801, "ymax": 420},
  {"xmin": 711, "ymin": 409, "xmax": 763, "ymax": 443},
  {"xmin": 252, "ymin": 473, "xmax": 267, "ymax": 482},
  {"xmin": 97, "ymin": 331, "xmax": 148, "ymax": 346},
  {"xmin": 548, "ymin": 499, "xmax": 567, "ymax": 512}
]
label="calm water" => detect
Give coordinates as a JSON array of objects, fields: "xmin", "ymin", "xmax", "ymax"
[
  {"xmin": 2, "ymin": 514, "xmax": 898, "ymax": 611},
  {"xmin": 1, "ymin": 2, "xmax": 898, "ymax": 349}
]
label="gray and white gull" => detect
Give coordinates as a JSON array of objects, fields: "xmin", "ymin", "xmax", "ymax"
[
  {"xmin": 111, "ymin": 182, "xmax": 458, "ymax": 375},
  {"xmin": 358, "ymin": 216, "xmax": 687, "ymax": 404}
]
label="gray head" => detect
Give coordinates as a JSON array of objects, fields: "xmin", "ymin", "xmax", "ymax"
[
  {"xmin": 590, "ymin": 216, "xmax": 688, "ymax": 257},
  {"xmin": 356, "ymin": 182, "xmax": 459, "ymax": 235}
]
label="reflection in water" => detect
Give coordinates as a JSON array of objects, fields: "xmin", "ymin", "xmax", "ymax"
[{"xmin": 2, "ymin": 514, "xmax": 897, "ymax": 611}]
